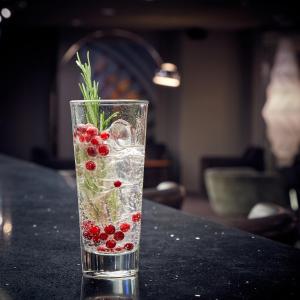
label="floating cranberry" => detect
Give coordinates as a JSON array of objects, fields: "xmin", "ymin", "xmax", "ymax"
[
  {"xmin": 82, "ymin": 220, "xmax": 93, "ymax": 229},
  {"xmin": 84, "ymin": 134, "xmax": 92, "ymax": 142},
  {"xmin": 86, "ymin": 126, "xmax": 98, "ymax": 136},
  {"xmin": 89, "ymin": 225, "xmax": 100, "ymax": 236},
  {"xmin": 99, "ymin": 233, "xmax": 108, "ymax": 240},
  {"xmin": 132, "ymin": 212, "xmax": 141, "ymax": 222},
  {"xmin": 98, "ymin": 144, "xmax": 109, "ymax": 156},
  {"xmin": 124, "ymin": 243, "xmax": 134, "ymax": 251},
  {"xmin": 97, "ymin": 246, "xmax": 108, "ymax": 252},
  {"xmin": 114, "ymin": 231, "xmax": 125, "ymax": 241},
  {"xmin": 85, "ymin": 161, "xmax": 96, "ymax": 171},
  {"xmin": 92, "ymin": 235, "xmax": 101, "ymax": 243},
  {"xmin": 115, "ymin": 247, "xmax": 123, "ymax": 252},
  {"xmin": 87, "ymin": 146, "xmax": 97, "ymax": 157},
  {"xmin": 79, "ymin": 135, "xmax": 85, "ymax": 143},
  {"xmin": 83, "ymin": 231, "xmax": 93, "ymax": 240},
  {"xmin": 120, "ymin": 223, "xmax": 131, "ymax": 233},
  {"xmin": 106, "ymin": 239, "xmax": 116, "ymax": 249},
  {"xmin": 113, "ymin": 180, "xmax": 122, "ymax": 188},
  {"xmin": 91, "ymin": 136, "xmax": 101, "ymax": 145},
  {"xmin": 100, "ymin": 132, "xmax": 110, "ymax": 140},
  {"xmin": 104, "ymin": 225, "xmax": 115, "ymax": 235},
  {"xmin": 77, "ymin": 124, "xmax": 88, "ymax": 133}
]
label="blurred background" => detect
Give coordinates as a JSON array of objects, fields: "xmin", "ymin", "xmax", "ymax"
[{"xmin": 1, "ymin": 0, "xmax": 300, "ymax": 245}]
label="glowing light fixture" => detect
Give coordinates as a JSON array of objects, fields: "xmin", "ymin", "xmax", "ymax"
[
  {"xmin": 1, "ymin": 8, "xmax": 11, "ymax": 19},
  {"xmin": 262, "ymin": 38, "xmax": 300, "ymax": 166},
  {"xmin": 153, "ymin": 63, "xmax": 180, "ymax": 87},
  {"xmin": 62, "ymin": 29, "xmax": 180, "ymax": 88}
]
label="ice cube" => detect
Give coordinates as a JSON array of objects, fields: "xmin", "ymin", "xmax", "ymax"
[{"xmin": 109, "ymin": 119, "xmax": 133, "ymax": 149}]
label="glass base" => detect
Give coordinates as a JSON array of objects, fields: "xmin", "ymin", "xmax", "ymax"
[
  {"xmin": 81, "ymin": 276, "xmax": 138, "ymax": 299},
  {"xmin": 82, "ymin": 249, "xmax": 139, "ymax": 278}
]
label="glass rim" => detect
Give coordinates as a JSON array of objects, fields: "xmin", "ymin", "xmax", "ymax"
[{"xmin": 70, "ymin": 99, "xmax": 149, "ymax": 104}]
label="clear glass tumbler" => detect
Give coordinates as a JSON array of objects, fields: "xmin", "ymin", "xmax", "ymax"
[{"xmin": 70, "ymin": 100, "xmax": 148, "ymax": 278}]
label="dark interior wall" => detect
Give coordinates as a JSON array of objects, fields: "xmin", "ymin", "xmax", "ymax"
[
  {"xmin": 0, "ymin": 27, "xmax": 58, "ymax": 160},
  {"xmin": 179, "ymin": 31, "xmax": 255, "ymax": 191},
  {"xmin": 237, "ymin": 31, "xmax": 254, "ymax": 142}
]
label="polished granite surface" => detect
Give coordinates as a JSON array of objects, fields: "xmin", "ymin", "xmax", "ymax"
[{"xmin": 0, "ymin": 155, "xmax": 300, "ymax": 300}]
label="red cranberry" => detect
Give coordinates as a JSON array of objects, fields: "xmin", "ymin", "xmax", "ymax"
[
  {"xmin": 120, "ymin": 223, "xmax": 131, "ymax": 233},
  {"xmin": 91, "ymin": 136, "xmax": 101, "ymax": 145},
  {"xmin": 114, "ymin": 180, "xmax": 122, "ymax": 188},
  {"xmin": 99, "ymin": 233, "xmax": 108, "ymax": 240},
  {"xmin": 100, "ymin": 132, "xmax": 110, "ymax": 140},
  {"xmin": 77, "ymin": 124, "xmax": 88, "ymax": 133},
  {"xmin": 114, "ymin": 231, "xmax": 125, "ymax": 241},
  {"xmin": 79, "ymin": 135, "xmax": 85, "ymax": 143},
  {"xmin": 83, "ymin": 231, "xmax": 93, "ymax": 240},
  {"xmin": 86, "ymin": 126, "xmax": 98, "ymax": 136},
  {"xmin": 84, "ymin": 134, "xmax": 92, "ymax": 142},
  {"xmin": 97, "ymin": 246, "xmax": 108, "ymax": 252},
  {"xmin": 115, "ymin": 247, "xmax": 123, "ymax": 252},
  {"xmin": 104, "ymin": 225, "xmax": 115, "ymax": 235},
  {"xmin": 89, "ymin": 225, "xmax": 100, "ymax": 236},
  {"xmin": 132, "ymin": 212, "xmax": 141, "ymax": 222},
  {"xmin": 124, "ymin": 243, "xmax": 134, "ymax": 251},
  {"xmin": 92, "ymin": 235, "xmax": 101, "ymax": 243},
  {"xmin": 98, "ymin": 144, "xmax": 109, "ymax": 156},
  {"xmin": 85, "ymin": 161, "xmax": 96, "ymax": 171},
  {"xmin": 87, "ymin": 146, "xmax": 97, "ymax": 157},
  {"xmin": 106, "ymin": 239, "xmax": 116, "ymax": 249},
  {"xmin": 82, "ymin": 220, "xmax": 93, "ymax": 230}
]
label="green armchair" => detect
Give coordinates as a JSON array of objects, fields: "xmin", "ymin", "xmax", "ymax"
[{"xmin": 205, "ymin": 168, "xmax": 289, "ymax": 217}]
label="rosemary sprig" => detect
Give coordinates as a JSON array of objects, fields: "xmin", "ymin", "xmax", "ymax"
[
  {"xmin": 75, "ymin": 52, "xmax": 122, "ymax": 224},
  {"xmin": 106, "ymin": 189, "xmax": 119, "ymax": 222},
  {"xmin": 76, "ymin": 52, "xmax": 120, "ymax": 130},
  {"xmin": 76, "ymin": 51, "xmax": 100, "ymax": 128},
  {"xmin": 100, "ymin": 111, "xmax": 120, "ymax": 132}
]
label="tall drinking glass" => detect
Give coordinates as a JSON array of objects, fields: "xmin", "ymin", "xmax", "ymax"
[{"xmin": 70, "ymin": 100, "xmax": 148, "ymax": 278}]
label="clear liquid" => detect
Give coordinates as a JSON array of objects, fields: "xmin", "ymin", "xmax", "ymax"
[{"xmin": 74, "ymin": 135, "xmax": 144, "ymax": 277}]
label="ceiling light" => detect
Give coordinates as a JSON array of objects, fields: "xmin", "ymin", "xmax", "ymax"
[
  {"xmin": 1, "ymin": 8, "xmax": 11, "ymax": 19},
  {"xmin": 153, "ymin": 63, "xmax": 180, "ymax": 87}
]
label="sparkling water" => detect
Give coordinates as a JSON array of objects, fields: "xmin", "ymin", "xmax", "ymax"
[{"xmin": 73, "ymin": 119, "xmax": 145, "ymax": 277}]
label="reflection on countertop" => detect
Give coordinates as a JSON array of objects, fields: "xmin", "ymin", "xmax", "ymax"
[
  {"xmin": 0, "ymin": 183, "xmax": 12, "ymax": 248},
  {"xmin": 81, "ymin": 276, "xmax": 138, "ymax": 300}
]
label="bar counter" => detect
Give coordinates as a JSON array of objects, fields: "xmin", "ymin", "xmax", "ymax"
[{"xmin": 0, "ymin": 155, "xmax": 300, "ymax": 299}]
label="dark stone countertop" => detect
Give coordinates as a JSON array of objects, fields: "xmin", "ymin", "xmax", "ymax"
[{"xmin": 0, "ymin": 155, "xmax": 300, "ymax": 300}]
